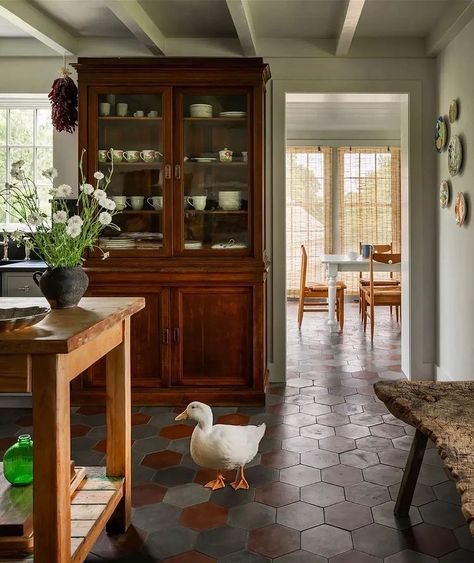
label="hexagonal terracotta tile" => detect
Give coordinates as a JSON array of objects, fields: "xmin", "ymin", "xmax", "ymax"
[
  {"xmin": 216, "ymin": 413, "xmax": 250, "ymax": 425},
  {"xmin": 194, "ymin": 467, "xmax": 235, "ymax": 486},
  {"xmin": 162, "ymin": 552, "xmax": 216, "ymax": 563},
  {"xmin": 132, "ymin": 483, "xmax": 166, "ymax": 508},
  {"xmin": 142, "ymin": 449, "xmax": 182, "ymax": 469},
  {"xmin": 15, "ymin": 414, "xmax": 33, "ymax": 427},
  {"xmin": 71, "ymin": 424, "xmax": 91, "ymax": 438},
  {"xmin": 94, "ymin": 438, "xmax": 135, "ymax": 453},
  {"xmin": 77, "ymin": 406, "xmax": 105, "ymax": 416},
  {"xmin": 248, "ymin": 523, "xmax": 300, "ymax": 558},
  {"xmin": 131, "ymin": 412, "xmax": 151, "ymax": 426},
  {"xmin": 159, "ymin": 424, "xmax": 194, "ymax": 439},
  {"xmin": 179, "ymin": 501, "xmax": 228, "ymax": 531},
  {"xmin": 255, "ymin": 481, "xmax": 299, "ymax": 507}
]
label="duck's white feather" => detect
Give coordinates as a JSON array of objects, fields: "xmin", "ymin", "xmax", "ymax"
[{"xmin": 191, "ymin": 422, "xmax": 266, "ymax": 470}]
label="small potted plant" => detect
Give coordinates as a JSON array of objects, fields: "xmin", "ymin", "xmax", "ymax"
[{"xmin": 1, "ymin": 150, "xmax": 119, "ymax": 308}]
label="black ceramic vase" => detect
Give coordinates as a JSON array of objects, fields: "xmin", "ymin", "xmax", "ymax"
[{"xmin": 33, "ymin": 267, "xmax": 89, "ymax": 309}]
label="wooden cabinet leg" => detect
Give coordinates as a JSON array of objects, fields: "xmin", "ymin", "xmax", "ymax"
[
  {"xmin": 106, "ymin": 318, "xmax": 131, "ymax": 533},
  {"xmin": 394, "ymin": 429, "xmax": 428, "ymax": 516},
  {"xmin": 32, "ymin": 354, "xmax": 71, "ymax": 563}
]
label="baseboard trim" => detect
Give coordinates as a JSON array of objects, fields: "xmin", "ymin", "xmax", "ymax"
[{"xmin": 0, "ymin": 394, "xmax": 32, "ymax": 408}]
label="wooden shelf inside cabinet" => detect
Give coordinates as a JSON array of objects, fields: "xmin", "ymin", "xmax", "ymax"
[
  {"xmin": 184, "ymin": 210, "xmax": 248, "ymax": 215},
  {"xmin": 184, "ymin": 117, "xmax": 247, "ymax": 123},
  {"xmin": 98, "ymin": 117, "xmax": 162, "ymax": 121},
  {"xmin": 184, "ymin": 161, "xmax": 247, "ymax": 167},
  {"xmin": 99, "ymin": 162, "xmax": 162, "ymax": 169},
  {"xmin": 121, "ymin": 210, "xmax": 163, "ymax": 214}
]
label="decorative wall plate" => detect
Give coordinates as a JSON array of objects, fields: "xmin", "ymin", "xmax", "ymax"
[
  {"xmin": 449, "ymin": 99, "xmax": 458, "ymax": 123},
  {"xmin": 435, "ymin": 116, "xmax": 447, "ymax": 152},
  {"xmin": 439, "ymin": 180, "xmax": 450, "ymax": 208},
  {"xmin": 448, "ymin": 135, "xmax": 463, "ymax": 176},
  {"xmin": 455, "ymin": 192, "xmax": 466, "ymax": 226}
]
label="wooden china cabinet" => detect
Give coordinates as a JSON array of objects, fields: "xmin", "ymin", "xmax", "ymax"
[{"xmin": 72, "ymin": 58, "xmax": 271, "ymax": 405}]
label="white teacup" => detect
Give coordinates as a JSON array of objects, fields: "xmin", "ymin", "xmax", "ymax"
[
  {"xmin": 130, "ymin": 196, "xmax": 144, "ymax": 210},
  {"xmin": 116, "ymin": 103, "xmax": 128, "ymax": 117},
  {"xmin": 107, "ymin": 149, "xmax": 124, "ymax": 162},
  {"xmin": 133, "ymin": 110, "xmax": 144, "ymax": 118},
  {"xmin": 124, "ymin": 150, "xmax": 140, "ymax": 162},
  {"xmin": 141, "ymin": 149, "xmax": 156, "ymax": 163},
  {"xmin": 148, "ymin": 110, "xmax": 158, "ymax": 117},
  {"xmin": 98, "ymin": 149, "xmax": 107, "ymax": 162},
  {"xmin": 99, "ymin": 102, "xmax": 110, "ymax": 116},
  {"xmin": 147, "ymin": 196, "xmax": 163, "ymax": 210},
  {"xmin": 187, "ymin": 195, "xmax": 207, "ymax": 211},
  {"xmin": 112, "ymin": 196, "xmax": 129, "ymax": 211}
]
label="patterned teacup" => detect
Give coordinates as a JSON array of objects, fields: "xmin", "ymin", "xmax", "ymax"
[
  {"xmin": 124, "ymin": 150, "xmax": 140, "ymax": 163},
  {"xmin": 98, "ymin": 149, "xmax": 107, "ymax": 162},
  {"xmin": 141, "ymin": 150, "xmax": 156, "ymax": 163},
  {"xmin": 107, "ymin": 149, "xmax": 124, "ymax": 163}
]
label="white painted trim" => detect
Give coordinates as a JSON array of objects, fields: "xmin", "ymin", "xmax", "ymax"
[
  {"xmin": 426, "ymin": 0, "xmax": 474, "ymax": 56},
  {"xmin": 104, "ymin": 0, "xmax": 167, "ymax": 56},
  {"xmin": 0, "ymin": 93, "xmax": 48, "ymax": 108},
  {"xmin": 336, "ymin": 0, "xmax": 367, "ymax": 56},
  {"xmin": 435, "ymin": 365, "xmax": 454, "ymax": 382},
  {"xmin": 225, "ymin": 0, "xmax": 257, "ymax": 56},
  {"xmin": 0, "ymin": 0, "xmax": 77, "ymax": 55}
]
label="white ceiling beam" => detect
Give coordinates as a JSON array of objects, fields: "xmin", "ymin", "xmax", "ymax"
[
  {"xmin": 426, "ymin": 0, "xmax": 474, "ymax": 56},
  {"xmin": 0, "ymin": 0, "xmax": 77, "ymax": 55},
  {"xmin": 336, "ymin": 0, "xmax": 366, "ymax": 56},
  {"xmin": 226, "ymin": 0, "xmax": 257, "ymax": 56},
  {"xmin": 105, "ymin": 0, "xmax": 167, "ymax": 56}
]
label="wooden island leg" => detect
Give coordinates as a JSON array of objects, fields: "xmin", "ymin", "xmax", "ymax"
[
  {"xmin": 395, "ymin": 429, "xmax": 428, "ymax": 516},
  {"xmin": 32, "ymin": 354, "xmax": 71, "ymax": 563},
  {"xmin": 105, "ymin": 318, "xmax": 131, "ymax": 533}
]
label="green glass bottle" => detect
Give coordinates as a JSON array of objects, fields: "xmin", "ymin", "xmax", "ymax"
[{"xmin": 3, "ymin": 434, "xmax": 33, "ymax": 486}]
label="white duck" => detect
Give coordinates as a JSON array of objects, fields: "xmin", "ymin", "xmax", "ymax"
[{"xmin": 175, "ymin": 401, "xmax": 266, "ymax": 490}]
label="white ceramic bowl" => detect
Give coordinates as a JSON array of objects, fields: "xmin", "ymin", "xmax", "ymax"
[{"xmin": 190, "ymin": 104, "xmax": 212, "ymax": 118}]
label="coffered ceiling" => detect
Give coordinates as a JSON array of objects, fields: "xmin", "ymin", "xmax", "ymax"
[{"xmin": 0, "ymin": 0, "xmax": 472, "ymax": 58}]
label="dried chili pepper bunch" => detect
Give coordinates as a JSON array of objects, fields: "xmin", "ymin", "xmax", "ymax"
[{"xmin": 48, "ymin": 63, "xmax": 78, "ymax": 134}]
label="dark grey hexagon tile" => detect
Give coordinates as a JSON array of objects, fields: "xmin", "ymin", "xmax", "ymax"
[
  {"xmin": 419, "ymin": 500, "xmax": 466, "ymax": 529},
  {"xmin": 356, "ymin": 436, "xmax": 393, "ymax": 453},
  {"xmin": 153, "ymin": 466, "xmax": 195, "ymax": 487},
  {"xmin": 325, "ymin": 500, "xmax": 373, "ymax": 530},
  {"xmin": 211, "ymin": 485, "xmax": 255, "ymax": 507},
  {"xmin": 440, "ymin": 549, "xmax": 474, "ymax": 562},
  {"xmin": 220, "ymin": 550, "xmax": 271, "ymax": 562},
  {"xmin": 352, "ymin": 523, "xmax": 408, "ymax": 558},
  {"xmin": 317, "ymin": 413, "xmax": 350, "ymax": 427},
  {"xmin": 251, "ymin": 412, "xmax": 284, "ymax": 427},
  {"xmin": 86, "ymin": 425, "xmax": 107, "ymax": 440},
  {"xmin": 301, "ymin": 524, "xmax": 352, "ymax": 558},
  {"xmin": 258, "ymin": 437, "xmax": 282, "ymax": 453},
  {"xmin": 417, "ymin": 464, "xmax": 449, "ymax": 487},
  {"xmin": 301, "ymin": 403, "xmax": 332, "ymax": 416},
  {"xmin": 350, "ymin": 413, "xmax": 383, "ymax": 426},
  {"xmin": 345, "ymin": 394, "xmax": 375, "ymax": 406},
  {"xmin": 228, "ymin": 501, "xmax": 276, "ymax": 529},
  {"xmin": 195, "ymin": 525, "xmax": 248, "ymax": 558},
  {"xmin": 389, "ymin": 482, "xmax": 436, "ymax": 507},
  {"xmin": 282, "ymin": 436, "xmax": 319, "ymax": 453},
  {"xmin": 372, "ymin": 501, "xmax": 422, "ymax": 530},
  {"xmin": 329, "ymin": 550, "xmax": 382, "ymax": 562},
  {"xmin": 379, "ymin": 448, "xmax": 408, "ymax": 468},
  {"xmin": 284, "ymin": 413, "xmax": 316, "ymax": 427},
  {"xmin": 363, "ymin": 402, "xmax": 390, "ymax": 415},
  {"xmin": 363, "ymin": 464, "xmax": 403, "ymax": 486},
  {"xmin": 301, "ymin": 482, "xmax": 345, "ymax": 507},
  {"xmin": 370, "ymin": 423, "xmax": 406, "ymax": 439},
  {"xmin": 332, "ymin": 402, "xmax": 364, "ymax": 415},
  {"xmin": 274, "ymin": 550, "xmax": 326, "ymax": 562},
  {"xmin": 133, "ymin": 502, "xmax": 181, "ymax": 533},
  {"xmin": 167, "ymin": 437, "xmax": 191, "ymax": 454},
  {"xmin": 422, "ymin": 447, "xmax": 445, "ymax": 467},
  {"xmin": 317, "ymin": 394, "xmax": 345, "ymax": 406},
  {"xmin": 131, "ymin": 424, "xmax": 158, "ymax": 440},
  {"xmin": 163, "ymin": 482, "xmax": 210, "ymax": 507},
  {"xmin": 277, "ymin": 501, "xmax": 324, "ymax": 531},
  {"xmin": 280, "ymin": 464, "xmax": 321, "ymax": 487},
  {"xmin": 322, "ymin": 464, "xmax": 363, "ymax": 486},
  {"xmin": 392, "ymin": 435, "xmax": 415, "ymax": 451},
  {"xmin": 145, "ymin": 525, "xmax": 197, "ymax": 559},
  {"xmin": 300, "ymin": 424, "xmax": 335, "ymax": 440},
  {"xmin": 433, "ymin": 481, "xmax": 461, "ymax": 505},
  {"xmin": 71, "ymin": 436, "xmax": 98, "ymax": 451},
  {"xmin": 340, "ymin": 449, "xmax": 379, "ymax": 469},
  {"xmin": 453, "ymin": 524, "xmax": 474, "ymax": 551},
  {"xmin": 382, "ymin": 413, "xmax": 408, "ymax": 427},
  {"xmin": 132, "ymin": 436, "xmax": 170, "ymax": 454},
  {"xmin": 245, "ymin": 464, "xmax": 279, "ymax": 487},
  {"xmin": 285, "ymin": 394, "xmax": 315, "ymax": 406},
  {"xmin": 71, "ymin": 449, "xmax": 104, "ymax": 466},
  {"xmin": 301, "ymin": 449, "xmax": 340, "ymax": 469},
  {"xmin": 131, "ymin": 464, "xmax": 156, "ymax": 485},
  {"xmin": 345, "ymin": 481, "xmax": 391, "ymax": 507},
  {"xmin": 384, "ymin": 550, "xmax": 437, "ymax": 562},
  {"xmin": 319, "ymin": 436, "xmax": 356, "ymax": 453},
  {"xmin": 336, "ymin": 423, "xmax": 371, "ymax": 439}
]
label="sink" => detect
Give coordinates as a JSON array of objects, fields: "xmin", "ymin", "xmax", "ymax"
[{"xmin": 0, "ymin": 260, "xmax": 22, "ymax": 265}]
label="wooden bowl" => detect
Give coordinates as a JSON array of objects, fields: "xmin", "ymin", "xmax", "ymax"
[{"xmin": 0, "ymin": 306, "xmax": 50, "ymax": 332}]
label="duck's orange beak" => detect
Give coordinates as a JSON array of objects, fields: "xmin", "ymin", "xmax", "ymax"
[{"xmin": 175, "ymin": 409, "xmax": 188, "ymax": 421}]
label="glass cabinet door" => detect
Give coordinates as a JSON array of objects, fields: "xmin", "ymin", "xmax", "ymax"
[
  {"xmin": 176, "ymin": 90, "xmax": 251, "ymax": 254},
  {"xmin": 91, "ymin": 88, "xmax": 171, "ymax": 256}
]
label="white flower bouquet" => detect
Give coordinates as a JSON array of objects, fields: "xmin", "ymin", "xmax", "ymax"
[{"xmin": 1, "ymin": 150, "xmax": 119, "ymax": 268}]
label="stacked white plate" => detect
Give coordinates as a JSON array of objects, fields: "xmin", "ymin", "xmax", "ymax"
[
  {"xmin": 211, "ymin": 241, "xmax": 247, "ymax": 249},
  {"xmin": 124, "ymin": 232, "xmax": 163, "ymax": 240},
  {"xmin": 190, "ymin": 104, "xmax": 212, "ymax": 118},
  {"xmin": 219, "ymin": 111, "xmax": 246, "ymax": 118},
  {"xmin": 184, "ymin": 240, "xmax": 203, "ymax": 250},
  {"xmin": 99, "ymin": 237, "xmax": 135, "ymax": 249}
]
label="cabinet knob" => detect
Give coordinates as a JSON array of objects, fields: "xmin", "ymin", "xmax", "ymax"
[
  {"xmin": 164, "ymin": 164, "xmax": 172, "ymax": 180},
  {"xmin": 162, "ymin": 328, "xmax": 169, "ymax": 344},
  {"xmin": 173, "ymin": 328, "xmax": 180, "ymax": 343},
  {"xmin": 174, "ymin": 164, "xmax": 181, "ymax": 180}
]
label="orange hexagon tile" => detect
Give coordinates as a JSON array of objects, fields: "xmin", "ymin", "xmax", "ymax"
[
  {"xmin": 141, "ymin": 450, "xmax": 182, "ymax": 469},
  {"xmin": 131, "ymin": 412, "xmax": 151, "ymax": 426},
  {"xmin": 216, "ymin": 413, "xmax": 250, "ymax": 425},
  {"xmin": 179, "ymin": 502, "xmax": 229, "ymax": 531},
  {"xmin": 159, "ymin": 424, "xmax": 194, "ymax": 439}
]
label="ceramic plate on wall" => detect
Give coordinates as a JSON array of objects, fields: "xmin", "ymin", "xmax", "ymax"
[
  {"xmin": 435, "ymin": 116, "xmax": 447, "ymax": 152},
  {"xmin": 448, "ymin": 135, "xmax": 463, "ymax": 176},
  {"xmin": 455, "ymin": 192, "xmax": 466, "ymax": 226},
  {"xmin": 449, "ymin": 99, "xmax": 458, "ymax": 123},
  {"xmin": 440, "ymin": 180, "xmax": 450, "ymax": 208}
]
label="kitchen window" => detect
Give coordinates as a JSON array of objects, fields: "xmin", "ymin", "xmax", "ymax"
[{"xmin": 0, "ymin": 95, "xmax": 53, "ymax": 228}]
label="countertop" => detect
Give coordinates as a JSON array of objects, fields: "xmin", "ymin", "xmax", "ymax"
[{"xmin": 0, "ymin": 261, "xmax": 46, "ymax": 271}]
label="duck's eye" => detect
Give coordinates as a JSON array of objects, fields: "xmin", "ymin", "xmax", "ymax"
[{"xmin": 191, "ymin": 405, "xmax": 195, "ymax": 409}]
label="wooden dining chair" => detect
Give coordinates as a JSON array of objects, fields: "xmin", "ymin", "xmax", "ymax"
[
  {"xmin": 361, "ymin": 251, "xmax": 401, "ymax": 342},
  {"xmin": 358, "ymin": 242, "xmax": 400, "ymax": 318},
  {"xmin": 298, "ymin": 245, "xmax": 346, "ymax": 331}
]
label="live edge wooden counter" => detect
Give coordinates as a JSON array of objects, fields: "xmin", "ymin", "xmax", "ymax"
[{"xmin": 0, "ymin": 297, "xmax": 145, "ymax": 563}]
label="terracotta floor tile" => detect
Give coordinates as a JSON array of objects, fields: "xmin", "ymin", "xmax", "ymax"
[
  {"xmin": 248, "ymin": 523, "xmax": 300, "ymax": 558},
  {"xmin": 71, "ymin": 424, "xmax": 91, "ymax": 438},
  {"xmin": 142, "ymin": 449, "xmax": 182, "ymax": 469},
  {"xmin": 179, "ymin": 501, "xmax": 228, "ymax": 531},
  {"xmin": 15, "ymin": 414, "xmax": 33, "ymax": 427},
  {"xmin": 164, "ymin": 553, "xmax": 216, "ymax": 563},
  {"xmin": 160, "ymin": 424, "xmax": 194, "ymax": 439},
  {"xmin": 256, "ymin": 481, "xmax": 299, "ymax": 507},
  {"xmin": 132, "ymin": 483, "xmax": 166, "ymax": 507},
  {"xmin": 94, "ymin": 438, "xmax": 135, "ymax": 453},
  {"xmin": 216, "ymin": 413, "xmax": 250, "ymax": 425},
  {"xmin": 131, "ymin": 412, "xmax": 152, "ymax": 426},
  {"xmin": 194, "ymin": 467, "xmax": 236, "ymax": 485},
  {"xmin": 77, "ymin": 406, "xmax": 105, "ymax": 416}
]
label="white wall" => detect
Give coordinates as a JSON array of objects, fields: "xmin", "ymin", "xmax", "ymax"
[{"xmin": 436, "ymin": 18, "xmax": 474, "ymax": 381}]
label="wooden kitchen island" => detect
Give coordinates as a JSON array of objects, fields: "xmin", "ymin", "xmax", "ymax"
[{"xmin": 0, "ymin": 297, "xmax": 144, "ymax": 563}]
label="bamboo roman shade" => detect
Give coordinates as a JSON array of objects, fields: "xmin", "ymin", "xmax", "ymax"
[{"xmin": 286, "ymin": 147, "xmax": 332, "ymax": 298}]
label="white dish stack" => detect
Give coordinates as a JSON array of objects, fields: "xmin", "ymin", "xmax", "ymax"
[
  {"xmin": 190, "ymin": 104, "xmax": 213, "ymax": 118},
  {"xmin": 218, "ymin": 191, "xmax": 241, "ymax": 210}
]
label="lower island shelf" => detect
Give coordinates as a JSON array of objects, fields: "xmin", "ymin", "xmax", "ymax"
[{"xmin": 0, "ymin": 466, "xmax": 124, "ymax": 563}]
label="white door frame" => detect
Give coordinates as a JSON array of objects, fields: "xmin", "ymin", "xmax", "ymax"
[{"xmin": 266, "ymin": 79, "xmax": 435, "ymax": 383}]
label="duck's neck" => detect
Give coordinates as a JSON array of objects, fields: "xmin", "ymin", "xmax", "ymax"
[{"xmin": 197, "ymin": 411, "xmax": 213, "ymax": 433}]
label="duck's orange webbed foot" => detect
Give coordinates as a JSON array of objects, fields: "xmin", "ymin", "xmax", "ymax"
[
  {"xmin": 231, "ymin": 466, "xmax": 249, "ymax": 490},
  {"xmin": 204, "ymin": 470, "xmax": 226, "ymax": 490}
]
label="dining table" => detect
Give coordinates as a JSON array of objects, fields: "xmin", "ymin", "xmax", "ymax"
[{"xmin": 320, "ymin": 254, "xmax": 401, "ymax": 332}]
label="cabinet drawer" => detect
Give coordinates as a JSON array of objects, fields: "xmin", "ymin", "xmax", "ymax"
[{"xmin": 2, "ymin": 273, "xmax": 43, "ymax": 297}]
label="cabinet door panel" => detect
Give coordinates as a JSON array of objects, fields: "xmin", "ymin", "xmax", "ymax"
[
  {"xmin": 82, "ymin": 288, "xmax": 170, "ymax": 388},
  {"xmin": 172, "ymin": 287, "xmax": 252, "ymax": 386}
]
